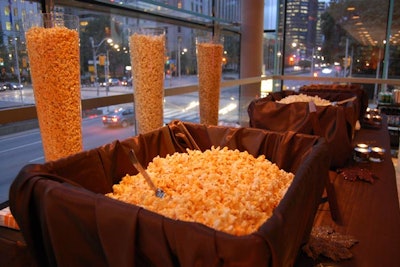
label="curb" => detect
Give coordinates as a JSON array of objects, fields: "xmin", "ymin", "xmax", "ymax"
[{"xmin": 0, "ymin": 119, "xmax": 39, "ymax": 136}]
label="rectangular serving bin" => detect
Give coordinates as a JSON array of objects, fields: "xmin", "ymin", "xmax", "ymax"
[
  {"xmin": 9, "ymin": 120, "xmax": 330, "ymax": 267},
  {"xmin": 248, "ymin": 91, "xmax": 357, "ymax": 169}
]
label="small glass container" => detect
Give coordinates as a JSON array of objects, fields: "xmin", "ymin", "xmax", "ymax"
[
  {"xmin": 356, "ymin": 143, "xmax": 369, "ymax": 149},
  {"xmin": 369, "ymin": 108, "xmax": 380, "ymax": 115},
  {"xmin": 372, "ymin": 114, "xmax": 382, "ymax": 123},
  {"xmin": 369, "ymin": 147, "xmax": 385, "ymax": 162},
  {"xmin": 354, "ymin": 146, "xmax": 371, "ymax": 162}
]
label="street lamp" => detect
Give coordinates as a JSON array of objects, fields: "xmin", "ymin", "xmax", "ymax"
[
  {"xmin": 104, "ymin": 43, "xmax": 120, "ymax": 95},
  {"xmin": 89, "ymin": 37, "xmax": 113, "ymax": 96},
  {"xmin": 177, "ymin": 37, "xmax": 182, "ymax": 79},
  {"xmin": 179, "ymin": 47, "xmax": 187, "ymax": 77},
  {"xmin": 310, "ymin": 47, "xmax": 321, "ymax": 76}
]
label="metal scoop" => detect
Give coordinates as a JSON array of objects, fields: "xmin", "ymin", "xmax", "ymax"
[
  {"xmin": 331, "ymin": 96, "xmax": 357, "ymax": 106},
  {"xmin": 129, "ymin": 149, "xmax": 165, "ymax": 198}
]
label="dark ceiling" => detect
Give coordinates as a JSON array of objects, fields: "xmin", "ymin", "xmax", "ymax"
[{"xmin": 328, "ymin": 0, "xmax": 399, "ymax": 46}]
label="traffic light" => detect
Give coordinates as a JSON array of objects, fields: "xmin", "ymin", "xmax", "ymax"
[
  {"xmin": 22, "ymin": 57, "xmax": 27, "ymax": 68},
  {"xmin": 343, "ymin": 57, "xmax": 351, "ymax": 67},
  {"xmin": 289, "ymin": 56, "xmax": 294, "ymax": 65},
  {"xmin": 99, "ymin": 55, "xmax": 106, "ymax": 66}
]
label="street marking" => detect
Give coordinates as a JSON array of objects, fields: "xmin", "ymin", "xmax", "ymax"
[
  {"xmin": 0, "ymin": 140, "xmax": 42, "ymax": 154},
  {"xmin": 29, "ymin": 156, "xmax": 44, "ymax": 162},
  {"xmin": 0, "ymin": 130, "xmax": 40, "ymax": 142}
]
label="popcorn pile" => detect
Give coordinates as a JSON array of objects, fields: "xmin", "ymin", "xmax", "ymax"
[
  {"xmin": 276, "ymin": 93, "xmax": 331, "ymax": 106},
  {"xmin": 107, "ymin": 147, "xmax": 294, "ymax": 236}
]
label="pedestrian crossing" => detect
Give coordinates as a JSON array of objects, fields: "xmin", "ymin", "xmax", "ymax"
[
  {"xmin": 163, "ymin": 107, "xmax": 239, "ymax": 125},
  {"xmin": 163, "ymin": 107, "xmax": 199, "ymax": 123}
]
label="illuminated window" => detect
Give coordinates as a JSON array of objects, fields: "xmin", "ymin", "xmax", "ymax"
[
  {"xmin": 5, "ymin": 22, "xmax": 11, "ymax": 31},
  {"xmin": 4, "ymin": 6, "xmax": 10, "ymax": 16}
]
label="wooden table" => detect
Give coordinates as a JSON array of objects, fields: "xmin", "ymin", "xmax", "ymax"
[{"xmin": 296, "ymin": 118, "xmax": 400, "ymax": 266}]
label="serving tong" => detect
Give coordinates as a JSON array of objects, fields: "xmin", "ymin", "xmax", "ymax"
[{"xmin": 129, "ymin": 149, "xmax": 165, "ymax": 198}]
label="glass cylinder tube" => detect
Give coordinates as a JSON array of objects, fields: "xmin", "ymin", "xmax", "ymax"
[
  {"xmin": 129, "ymin": 28, "xmax": 165, "ymax": 134},
  {"xmin": 196, "ymin": 35, "xmax": 224, "ymax": 125},
  {"xmin": 24, "ymin": 13, "xmax": 82, "ymax": 161}
]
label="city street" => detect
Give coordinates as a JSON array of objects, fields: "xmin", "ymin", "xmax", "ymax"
[{"xmin": 0, "ymin": 114, "xmax": 137, "ymax": 203}]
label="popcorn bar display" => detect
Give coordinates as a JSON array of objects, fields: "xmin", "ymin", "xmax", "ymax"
[
  {"xmin": 10, "ymin": 121, "xmax": 330, "ymax": 266},
  {"xmin": 107, "ymin": 146, "xmax": 294, "ymax": 236},
  {"xmin": 25, "ymin": 17, "xmax": 82, "ymax": 161},
  {"xmin": 196, "ymin": 38, "xmax": 224, "ymax": 125},
  {"xmin": 129, "ymin": 29, "xmax": 165, "ymax": 134}
]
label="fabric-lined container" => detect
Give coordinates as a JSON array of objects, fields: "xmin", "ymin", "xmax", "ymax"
[
  {"xmin": 9, "ymin": 120, "xmax": 329, "ymax": 267},
  {"xmin": 299, "ymin": 84, "xmax": 368, "ymax": 121},
  {"xmin": 248, "ymin": 91, "xmax": 357, "ymax": 169}
]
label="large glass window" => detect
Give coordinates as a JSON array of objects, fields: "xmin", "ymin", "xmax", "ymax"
[
  {"xmin": 0, "ymin": 0, "xmax": 241, "ymax": 203},
  {"xmin": 272, "ymin": 0, "xmax": 400, "ymax": 99}
]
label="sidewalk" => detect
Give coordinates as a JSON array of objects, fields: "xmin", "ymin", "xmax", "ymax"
[{"xmin": 0, "ymin": 100, "xmax": 29, "ymax": 110}]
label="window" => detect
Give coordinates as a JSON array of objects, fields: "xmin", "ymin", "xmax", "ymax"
[
  {"xmin": 0, "ymin": 0, "xmax": 241, "ymax": 203},
  {"xmin": 4, "ymin": 6, "xmax": 10, "ymax": 16},
  {"xmin": 5, "ymin": 22, "xmax": 11, "ymax": 31},
  {"xmin": 263, "ymin": 0, "xmax": 400, "ymax": 96}
]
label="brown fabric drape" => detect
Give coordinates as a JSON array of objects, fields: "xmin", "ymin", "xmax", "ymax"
[
  {"xmin": 9, "ymin": 121, "xmax": 330, "ymax": 267},
  {"xmin": 248, "ymin": 91, "xmax": 357, "ymax": 169},
  {"xmin": 299, "ymin": 84, "xmax": 369, "ymax": 120}
]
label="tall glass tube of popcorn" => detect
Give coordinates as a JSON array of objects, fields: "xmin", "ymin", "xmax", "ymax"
[
  {"xmin": 196, "ymin": 35, "xmax": 224, "ymax": 125},
  {"xmin": 24, "ymin": 13, "xmax": 82, "ymax": 161},
  {"xmin": 129, "ymin": 28, "xmax": 165, "ymax": 134}
]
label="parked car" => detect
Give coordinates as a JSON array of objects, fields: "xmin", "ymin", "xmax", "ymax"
[
  {"xmin": 122, "ymin": 77, "xmax": 132, "ymax": 86},
  {"xmin": 3, "ymin": 82, "xmax": 23, "ymax": 90},
  {"xmin": 109, "ymin": 78, "xmax": 120, "ymax": 86},
  {"xmin": 99, "ymin": 79, "xmax": 107, "ymax": 87},
  {"xmin": 100, "ymin": 78, "xmax": 121, "ymax": 87},
  {"xmin": 102, "ymin": 107, "xmax": 135, "ymax": 127}
]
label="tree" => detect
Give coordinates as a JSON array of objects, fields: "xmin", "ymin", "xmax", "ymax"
[{"xmin": 79, "ymin": 15, "xmax": 112, "ymax": 79}]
